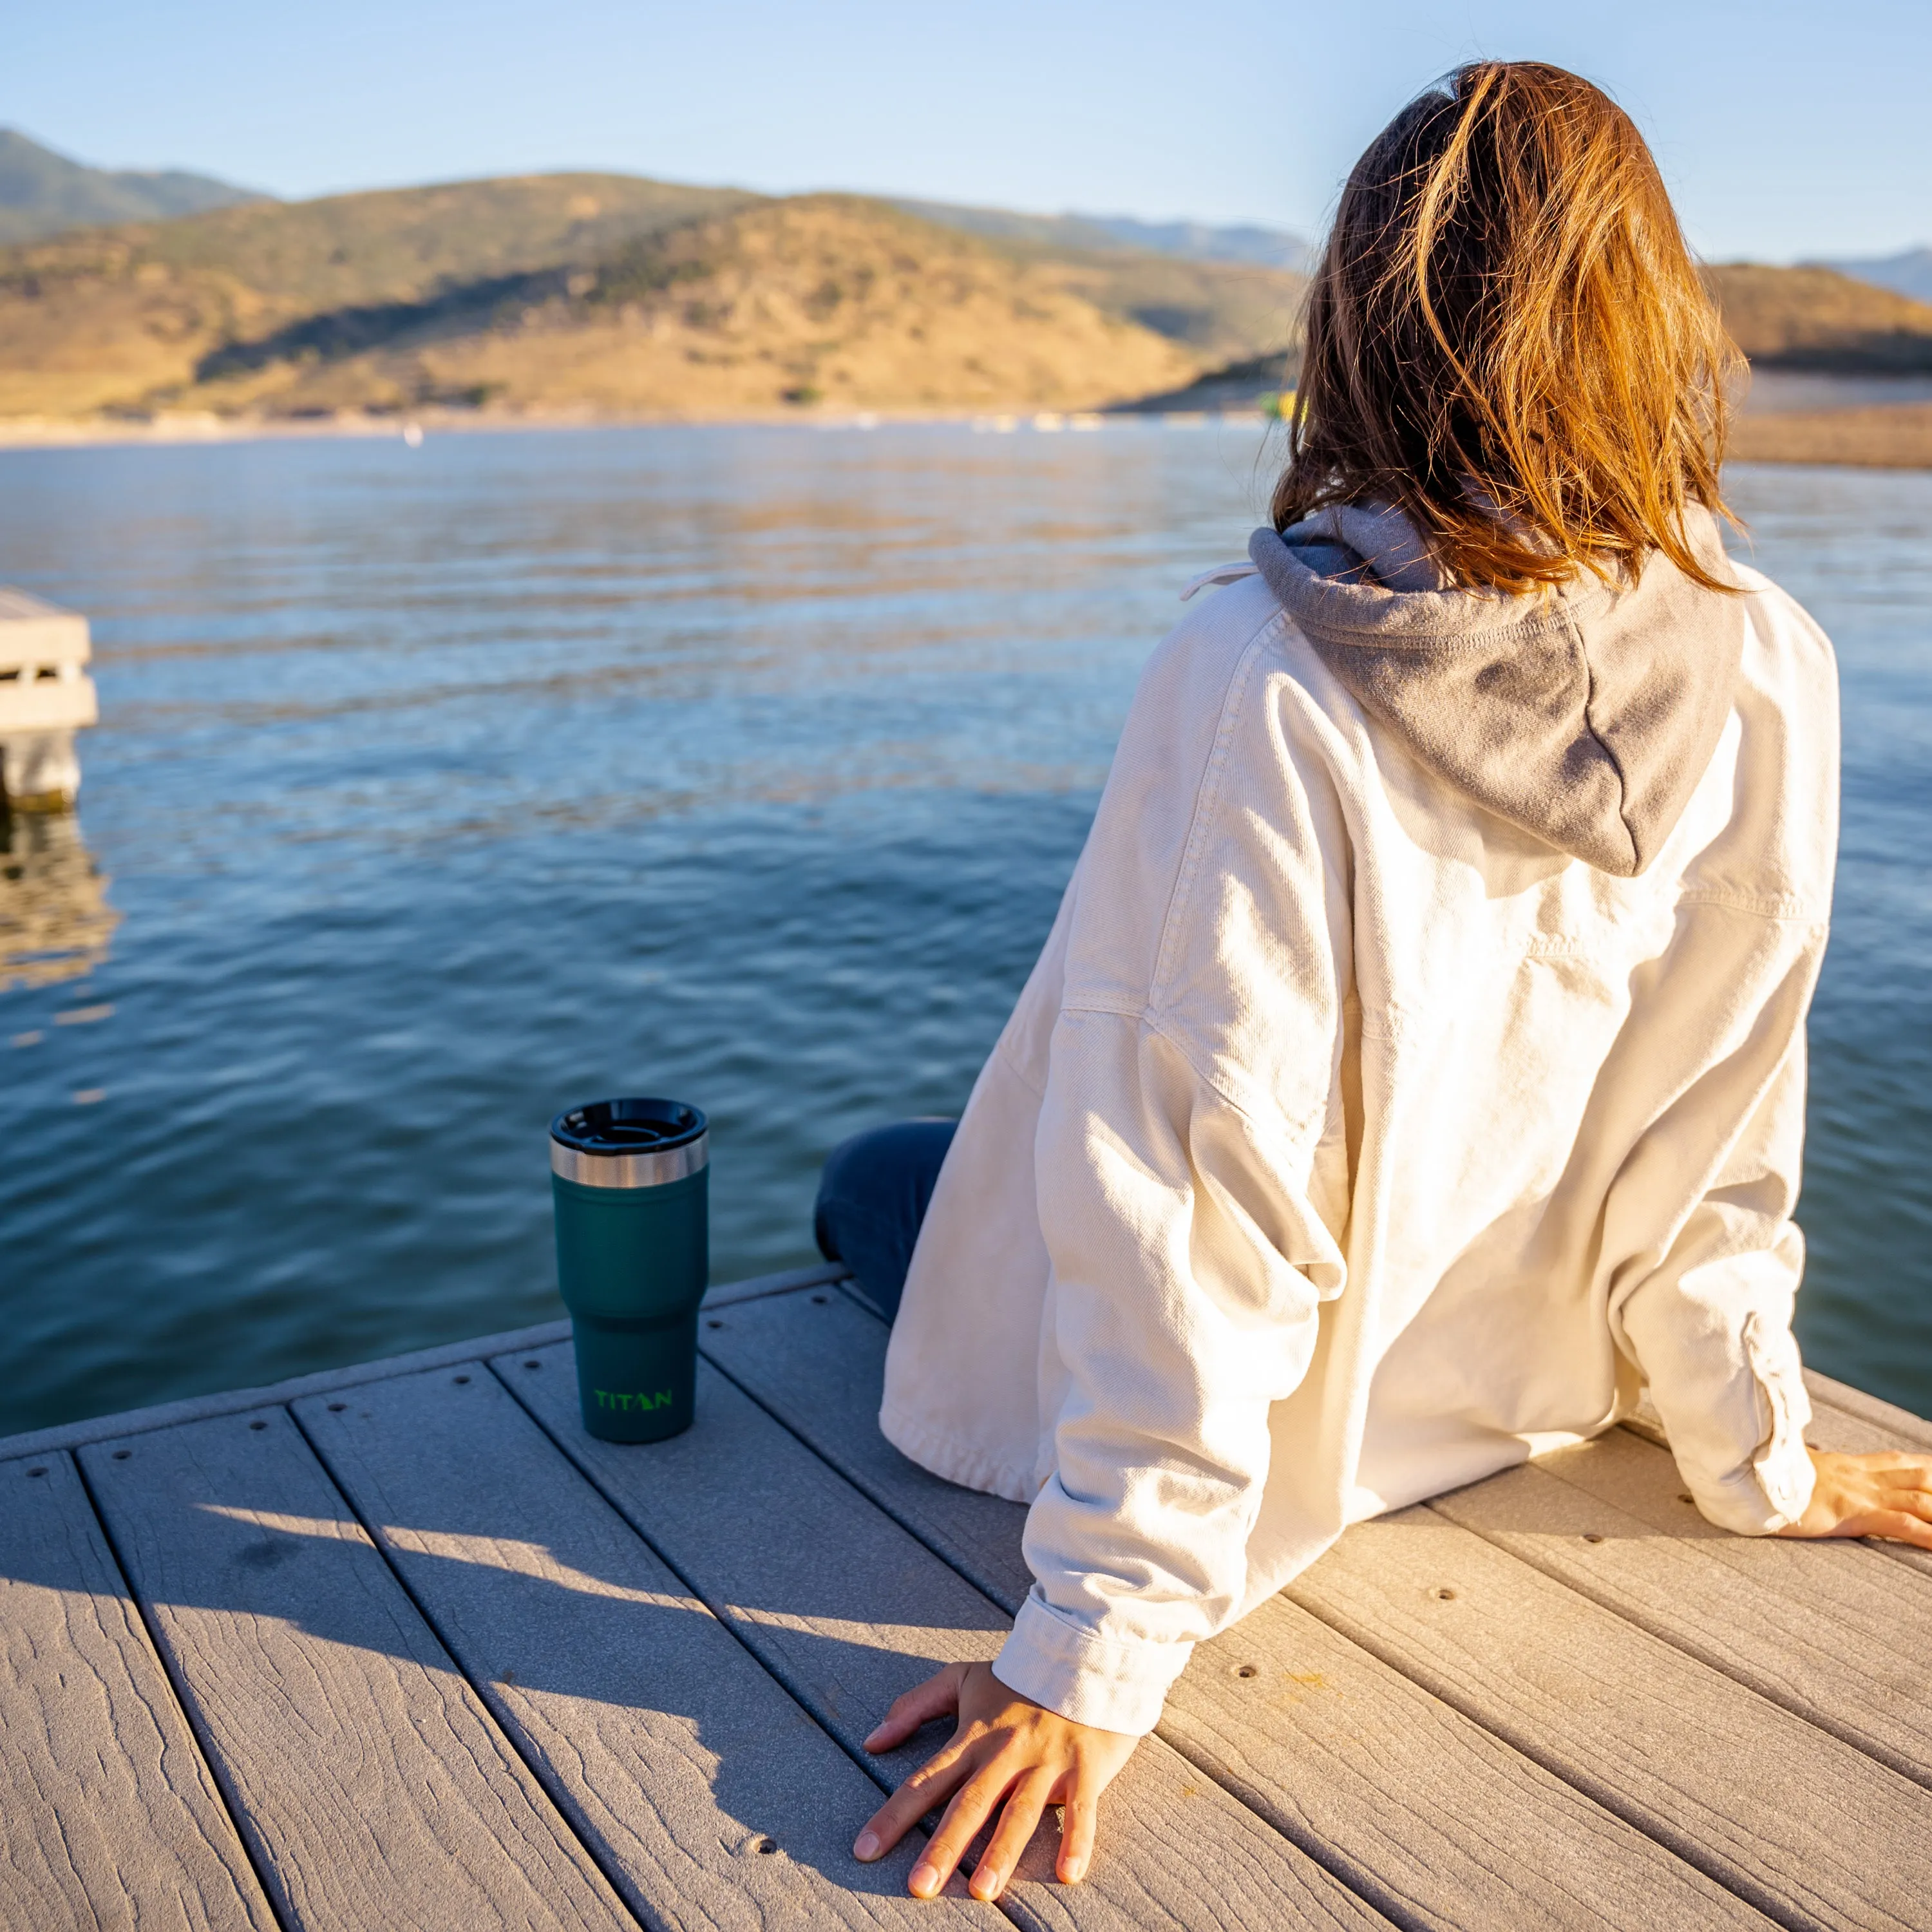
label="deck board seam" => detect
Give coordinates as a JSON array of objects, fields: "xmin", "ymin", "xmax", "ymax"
[
  {"xmin": 65, "ymin": 1441, "xmax": 298, "ymax": 1932},
  {"xmin": 774, "ymin": 1291, "xmax": 1813, "ymax": 1929},
  {"xmin": 478, "ymin": 1348, "xmax": 1047, "ymax": 1932},
  {"xmin": 1278, "ymin": 1569, "xmax": 1851, "ymax": 1932},
  {"xmin": 1421, "ymin": 1491, "xmax": 1932, "ymax": 1792},
  {"xmin": 700, "ymin": 1294, "xmax": 1439, "ymax": 1932},
  {"xmin": 282, "ymin": 1394, "xmax": 656, "ymax": 1931}
]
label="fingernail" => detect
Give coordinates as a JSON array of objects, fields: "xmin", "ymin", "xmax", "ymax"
[
  {"xmin": 1062, "ymin": 1856, "xmax": 1087, "ymax": 1885},
  {"xmin": 853, "ymin": 1832, "xmax": 880, "ymax": 1861},
  {"xmin": 863, "ymin": 1725, "xmax": 888, "ymax": 1750},
  {"xmin": 909, "ymin": 1861, "xmax": 940, "ymax": 1897},
  {"xmin": 971, "ymin": 1867, "xmax": 1001, "ymax": 1900}
]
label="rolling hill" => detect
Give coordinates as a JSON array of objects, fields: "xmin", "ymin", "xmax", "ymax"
[
  {"xmin": 1704, "ymin": 263, "xmax": 1932, "ymax": 372},
  {"xmin": 1814, "ymin": 247, "xmax": 1932, "ymax": 305},
  {"xmin": 4, "ymin": 145, "xmax": 1929, "ymax": 431},
  {"xmin": 0, "ymin": 129, "xmax": 260, "ymax": 245},
  {"xmin": 0, "ymin": 173, "xmax": 1302, "ymax": 421}
]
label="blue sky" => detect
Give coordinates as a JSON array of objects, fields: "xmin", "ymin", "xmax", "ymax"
[{"xmin": 6, "ymin": 1, "xmax": 1926, "ymax": 262}]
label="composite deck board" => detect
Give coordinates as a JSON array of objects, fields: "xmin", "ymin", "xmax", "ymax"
[
  {"xmin": 78, "ymin": 1407, "xmax": 636, "ymax": 1932},
  {"xmin": 0, "ymin": 1450, "xmax": 276, "ymax": 1932},
  {"xmin": 1289, "ymin": 1504, "xmax": 1932, "ymax": 1932},
  {"xmin": 293, "ymin": 1360, "xmax": 977, "ymax": 1930},
  {"xmin": 1430, "ymin": 1426, "xmax": 1932, "ymax": 1785},
  {"xmin": 1805, "ymin": 1368, "xmax": 1932, "ymax": 1452},
  {"xmin": 497, "ymin": 1341, "xmax": 1388, "ymax": 1932},
  {"xmin": 701, "ymin": 1285, "xmax": 1775, "ymax": 1932}
]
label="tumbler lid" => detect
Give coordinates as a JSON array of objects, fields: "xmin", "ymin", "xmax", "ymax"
[{"xmin": 551, "ymin": 1097, "xmax": 708, "ymax": 1188}]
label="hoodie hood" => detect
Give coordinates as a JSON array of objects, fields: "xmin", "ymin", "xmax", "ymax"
[{"xmin": 1247, "ymin": 501, "xmax": 1745, "ymax": 876}]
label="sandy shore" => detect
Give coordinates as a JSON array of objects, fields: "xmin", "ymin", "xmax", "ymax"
[
  {"xmin": 3, "ymin": 401, "xmax": 1927, "ymax": 466},
  {"xmin": 0, "ymin": 404, "xmax": 1265, "ymax": 452},
  {"xmin": 1728, "ymin": 401, "xmax": 1932, "ymax": 468}
]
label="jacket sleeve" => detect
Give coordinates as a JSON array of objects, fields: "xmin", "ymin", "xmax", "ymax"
[
  {"xmin": 1608, "ymin": 936, "xmax": 1822, "ymax": 1536},
  {"xmin": 990, "ymin": 612, "xmax": 1352, "ymax": 1737},
  {"xmin": 990, "ymin": 1015, "xmax": 1344, "ymax": 1735}
]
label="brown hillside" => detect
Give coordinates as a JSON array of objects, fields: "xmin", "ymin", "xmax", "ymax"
[
  {"xmin": 0, "ymin": 172, "xmax": 761, "ymax": 417},
  {"xmin": 971, "ymin": 238, "xmax": 1302, "ymax": 368},
  {"xmin": 1706, "ymin": 264, "xmax": 1932, "ymax": 371},
  {"xmin": 191, "ymin": 198, "xmax": 1204, "ymax": 417},
  {"xmin": 0, "ymin": 195, "xmax": 1211, "ymax": 420}
]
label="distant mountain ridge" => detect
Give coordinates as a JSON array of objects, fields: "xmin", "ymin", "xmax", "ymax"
[
  {"xmin": 0, "ymin": 129, "xmax": 262, "ymax": 244},
  {"xmin": 893, "ymin": 198, "xmax": 1311, "ymax": 273},
  {"xmin": 1814, "ymin": 247, "xmax": 1932, "ymax": 307}
]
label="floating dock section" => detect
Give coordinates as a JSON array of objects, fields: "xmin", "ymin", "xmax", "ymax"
[{"xmin": 0, "ymin": 587, "xmax": 96, "ymax": 808}]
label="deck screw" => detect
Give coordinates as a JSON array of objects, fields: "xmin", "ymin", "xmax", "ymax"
[
  {"xmin": 1233, "ymin": 1663, "xmax": 1258, "ymax": 1679},
  {"xmin": 1433, "ymin": 1587, "xmax": 1457, "ymax": 1602},
  {"xmin": 328, "ymin": 1402, "xmax": 346, "ymax": 1412},
  {"xmin": 112, "ymin": 1449, "xmax": 130, "ymax": 1460},
  {"xmin": 811, "ymin": 1294, "xmax": 829, "ymax": 1304},
  {"xmin": 453, "ymin": 1374, "xmax": 470, "ymax": 1385},
  {"xmin": 706, "ymin": 1318, "xmax": 724, "ymax": 1329},
  {"xmin": 524, "ymin": 1359, "xmax": 540, "ymax": 1369},
  {"xmin": 26, "ymin": 1466, "xmax": 46, "ymax": 1477},
  {"xmin": 249, "ymin": 1420, "xmax": 268, "ymax": 1432},
  {"xmin": 1582, "ymin": 1533, "xmax": 1605, "ymax": 1544},
  {"xmin": 756, "ymin": 1839, "xmax": 778, "ymax": 1855}
]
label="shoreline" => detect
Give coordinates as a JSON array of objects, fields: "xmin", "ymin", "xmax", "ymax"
[
  {"xmin": 3, "ymin": 401, "xmax": 1931, "ymax": 468},
  {"xmin": 0, "ymin": 404, "xmax": 1275, "ymax": 453}
]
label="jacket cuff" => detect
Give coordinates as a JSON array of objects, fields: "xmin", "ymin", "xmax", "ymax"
[
  {"xmin": 1685, "ymin": 1314, "xmax": 1815, "ymax": 1535},
  {"xmin": 992, "ymin": 1593, "xmax": 1190, "ymax": 1738},
  {"xmin": 1689, "ymin": 1426, "xmax": 1815, "ymax": 1535}
]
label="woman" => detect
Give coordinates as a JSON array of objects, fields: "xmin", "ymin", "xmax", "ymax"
[{"xmin": 821, "ymin": 60, "xmax": 1932, "ymax": 1903}]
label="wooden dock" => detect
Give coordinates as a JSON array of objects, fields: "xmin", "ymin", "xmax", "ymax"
[{"xmin": 5, "ymin": 1260, "xmax": 1931, "ymax": 1930}]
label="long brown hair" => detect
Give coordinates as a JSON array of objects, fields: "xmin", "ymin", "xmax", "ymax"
[{"xmin": 1273, "ymin": 61, "xmax": 1739, "ymax": 593}]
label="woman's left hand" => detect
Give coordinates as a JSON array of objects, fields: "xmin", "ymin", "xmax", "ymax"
[
  {"xmin": 1777, "ymin": 1446, "xmax": 1932, "ymax": 1548},
  {"xmin": 851, "ymin": 1660, "xmax": 1141, "ymax": 1900}
]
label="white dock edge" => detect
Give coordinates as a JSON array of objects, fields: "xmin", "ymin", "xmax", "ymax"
[{"xmin": 0, "ymin": 1259, "xmax": 851, "ymax": 1462}]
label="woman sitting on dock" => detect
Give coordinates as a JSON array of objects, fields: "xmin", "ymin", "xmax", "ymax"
[{"xmin": 819, "ymin": 59, "xmax": 1932, "ymax": 1902}]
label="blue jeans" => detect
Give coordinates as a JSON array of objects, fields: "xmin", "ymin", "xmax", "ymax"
[{"xmin": 813, "ymin": 1119, "xmax": 958, "ymax": 1321}]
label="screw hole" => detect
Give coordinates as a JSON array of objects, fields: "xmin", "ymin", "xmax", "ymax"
[
  {"xmin": 1233, "ymin": 1663, "xmax": 1258, "ymax": 1679},
  {"xmin": 706, "ymin": 1319, "xmax": 724, "ymax": 1329},
  {"xmin": 1582, "ymin": 1532, "xmax": 1605, "ymax": 1545},
  {"xmin": 756, "ymin": 1838, "xmax": 778, "ymax": 1855},
  {"xmin": 27, "ymin": 1466, "xmax": 47, "ymax": 1477},
  {"xmin": 327, "ymin": 1402, "xmax": 346, "ymax": 1412},
  {"xmin": 1678, "ymin": 1493, "xmax": 1694, "ymax": 1506},
  {"xmin": 524, "ymin": 1359, "xmax": 540, "ymax": 1369},
  {"xmin": 112, "ymin": 1449, "xmax": 130, "ymax": 1460},
  {"xmin": 453, "ymin": 1374, "xmax": 470, "ymax": 1385},
  {"xmin": 811, "ymin": 1294, "xmax": 829, "ymax": 1304},
  {"xmin": 1432, "ymin": 1587, "xmax": 1457, "ymax": 1602},
  {"xmin": 249, "ymin": 1420, "xmax": 268, "ymax": 1431}
]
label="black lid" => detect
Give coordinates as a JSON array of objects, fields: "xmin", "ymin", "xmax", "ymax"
[{"xmin": 550, "ymin": 1097, "xmax": 708, "ymax": 1157}]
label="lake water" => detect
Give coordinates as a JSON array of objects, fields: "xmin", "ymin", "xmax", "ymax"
[{"xmin": 1, "ymin": 424, "xmax": 1927, "ymax": 1435}]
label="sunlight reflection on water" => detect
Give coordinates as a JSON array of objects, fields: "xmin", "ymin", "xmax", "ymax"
[{"xmin": 0, "ymin": 424, "xmax": 1924, "ymax": 1432}]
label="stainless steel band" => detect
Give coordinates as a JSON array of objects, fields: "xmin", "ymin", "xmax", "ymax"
[{"xmin": 549, "ymin": 1132, "xmax": 708, "ymax": 1189}]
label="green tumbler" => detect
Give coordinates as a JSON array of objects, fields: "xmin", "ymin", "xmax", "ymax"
[{"xmin": 549, "ymin": 1097, "xmax": 709, "ymax": 1443}]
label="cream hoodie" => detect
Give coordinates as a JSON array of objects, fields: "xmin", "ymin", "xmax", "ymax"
[{"xmin": 881, "ymin": 503, "xmax": 1836, "ymax": 1737}]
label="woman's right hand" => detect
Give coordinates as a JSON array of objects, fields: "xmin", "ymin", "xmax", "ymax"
[{"xmin": 1777, "ymin": 1448, "xmax": 1932, "ymax": 1548}]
